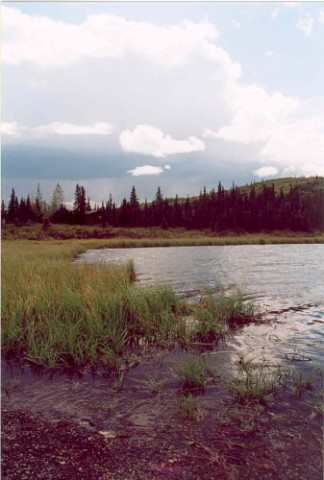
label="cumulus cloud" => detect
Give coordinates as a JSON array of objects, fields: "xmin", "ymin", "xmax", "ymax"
[
  {"xmin": 2, "ymin": 6, "xmax": 241, "ymax": 78},
  {"xmin": 265, "ymin": 50, "xmax": 274, "ymax": 57},
  {"xmin": 296, "ymin": 14, "xmax": 314, "ymax": 37},
  {"xmin": 204, "ymin": 83, "xmax": 299, "ymax": 144},
  {"xmin": 3, "ymin": 5, "xmax": 324, "ymax": 184},
  {"xmin": 0, "ymin": 122, "xmax": 22, "ymax": 137},
  {"xmin": 260, "ymin": 115, "xmax": 324, "ymax": 176},
  {"xmin": 120, "ymin": 125, "xmax": 205, "ymax": 158},
  {"xmin": 127, "ymin": 165, "xmax": 170, "ymax": 176},
  {"xmin": 254, "ymin": 166, "xmax": 279, "ymax": 178},
  {"xmin": 203, "ymin": 81, "xmax": 324, "ymax": 177},
  {"xmin": 1, "ymin": 121, "xmax": 113, "ymax": 137}
]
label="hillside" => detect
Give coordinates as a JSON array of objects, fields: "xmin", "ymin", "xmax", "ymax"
[
  {"xmin": 238, "ymin": 176, "xmax": 324, "ymax": 196},
  {"xmin": 174, "ymin": 177, "xmax": 324, "ymax": 204}
]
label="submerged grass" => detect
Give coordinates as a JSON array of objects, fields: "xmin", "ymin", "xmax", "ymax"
[
  {"xmin": 230, "ymin": 356, "xmax": 289, "ymax": 401},
  {"xmin": 2, "ymin": 241, "xmax": 186, "ymax": 368}
]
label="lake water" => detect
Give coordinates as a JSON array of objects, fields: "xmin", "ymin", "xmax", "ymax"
[{"xmin": 79, "ymin": 244, "xmax": 324, "ymax": 370}]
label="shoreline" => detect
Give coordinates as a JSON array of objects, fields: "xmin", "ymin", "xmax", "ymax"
[
  {"xmin": 3, "ymin": 349, "xmax": 323, "ymax": 480},
  {"xmin": 2, "ymin": 224, "xmax": 324, "ymax": 245}
]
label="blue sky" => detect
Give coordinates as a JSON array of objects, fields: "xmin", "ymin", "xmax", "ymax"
[{"xmin": 2, "ymin": 2, "xmax": 324, "ymax": 203}]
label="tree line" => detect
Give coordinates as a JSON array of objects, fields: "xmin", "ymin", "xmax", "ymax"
[{"xmin": 2, "ymin": 180, "xmax": 324, "ymax": 232}]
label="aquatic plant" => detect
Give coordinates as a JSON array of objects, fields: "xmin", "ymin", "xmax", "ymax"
[
  {"xmin": 191, "ymin": 293, "xmax": 254, "ymax": 343},
  {"xmin": 177, "ymin": 356, "xmax": 209, "ymax": 391},
  {"xmin": 230, "ymin": 356, "xmax": 284, "ymax": 401}
]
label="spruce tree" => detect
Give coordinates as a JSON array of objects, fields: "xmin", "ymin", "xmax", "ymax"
[
  {"xmin": 51, "ymin": 183, "xmax": 64, "ymax": 212},
  {"xmin": 8, "ymin": 188, "xmax": 19, "ymax": 223}
]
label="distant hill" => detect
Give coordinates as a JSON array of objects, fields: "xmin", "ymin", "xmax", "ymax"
[
  {"xmin": 174, "ymin": 176, "xmax": 324, "ymax": 204},
  {"xmin": 238, "ymin": 176, "xmax": 324, "ymax": 196}
]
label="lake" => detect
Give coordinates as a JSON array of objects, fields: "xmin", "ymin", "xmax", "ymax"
[{"xmin": 79, "ymin": 244, "xmax": 324, "ymax": 370}]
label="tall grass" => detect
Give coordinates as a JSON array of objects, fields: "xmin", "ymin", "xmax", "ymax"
[
  {"xmin": 2, "ymin": 240, "xmax": 258, "ymax": 369},
  {"xmin": 2, "ymin": 241, "xmax": 185, "ymax": 368}
]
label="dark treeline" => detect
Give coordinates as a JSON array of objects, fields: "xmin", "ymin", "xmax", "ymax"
[{"xmin": 2, "ymin": 180, "xmax": 324, "ymax": 232}]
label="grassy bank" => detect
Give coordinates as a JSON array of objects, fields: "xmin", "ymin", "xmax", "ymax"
[
  {"xmin": 2, "ymin": 240, "xmax": 255, "ymax": 369},
  {"xmin": 3, "ymin": 224, "xmax": 324, "ymax": 244}
]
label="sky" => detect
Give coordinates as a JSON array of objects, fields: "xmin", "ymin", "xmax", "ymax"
[{"xmin": 2, "ymin": 1, "xmax": 324, "ymax": 203}]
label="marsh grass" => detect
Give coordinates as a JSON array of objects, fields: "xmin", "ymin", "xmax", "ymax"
[
  {"xmin": 230, "ymin": 355, "xmax": 320, "ymax": 402},
  {"xmin": 177, "ymin": 356, "xmax": 210, "ymax": 392},
  {"xmin": 2, "ymin": 239, "xmax": 258, "ymax": 370},
  {"xmin": 2, "ymin": 241, "xmax": 186, "ymax": 368},
  {"xmin": 191, "ymin": 293, "xmax": 255, "ymax": 343},
  {"xmin": 230, "ymin": 356, "xmax": 287, "ymax": 401}
]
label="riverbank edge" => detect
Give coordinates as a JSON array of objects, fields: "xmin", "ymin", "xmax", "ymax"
[
  {"xmin": 3, "ymin": 234, "xmax": 324, "ymax": 253},
  {"xmin": 2, "ymin": 224, "xmax": 324, "ymax": 244}
]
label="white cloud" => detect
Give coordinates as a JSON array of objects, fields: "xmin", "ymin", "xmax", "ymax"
[
  {"xmin": 2, "ymin": 6, "xmax": 241, "ymax": 78},
  {"xmin": 0, "ymin": 122, "xmax": 22, "ymax": 136},
  {"xmin": 1, "ymin": 121, "xmax": 113, "ymax": 137},
  {"xmin": 33, "ymin": 122, "xmax": 113, "ymax": 136},
  {"xmin": 260, "ymin": 115, "xmax": 324, "ymax": 176},
  {"xmin": 120, "ymin": 125, "xmax": 205, "ymax": 158},
  {"xmin": 265, "ymin": 50, "xmax": 274, "ymax": 57},
  {"xmin": 203, "ymin": 82, "xmax": 324, "ymax": 177},
  {"xmin": 296, "ymin": 14, "xmax": 314, "ymax": 37},
  {"xmin": 127, "ymin": 165, "xmax": 165, "ymax": 176},
  {"xmin": 254, "ymin": 166, "xmax": 279, "ymax": 178},
  {"xmin": 205, "ymin": 83, "xmax": 299, "ymax": 144},
  {"xmin": 3, "ymin": 6, "xmax": 324, "ymax": 181}
]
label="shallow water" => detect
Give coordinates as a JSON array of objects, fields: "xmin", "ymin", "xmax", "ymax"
[
  {"xmin": 79, "ymin": 244, "xmax": 324, "ymax": 370},
  {"xmin": 3, "ymin": 244, "xmax": 323, "ymax": 426}
]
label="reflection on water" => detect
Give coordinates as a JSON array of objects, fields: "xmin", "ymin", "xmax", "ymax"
[{"xmin": 79, "ymin": 244, "xmax": 324, "ymax": 370}]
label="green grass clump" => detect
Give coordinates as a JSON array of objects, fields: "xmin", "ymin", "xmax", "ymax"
[
  {"xmin": 177, "ymin": 356, "xmax": 209, "ymax": 391},
  {"xmin": 230, "ymin": 356, "xmax": 284, "ymax": 401},
  {"xmin": 1, "ymin": 241, "xmax": 185, "ymax": 368},
  {"xmin": 191, "ymin": 293, "xmax": 255, "ymax": 343}
]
